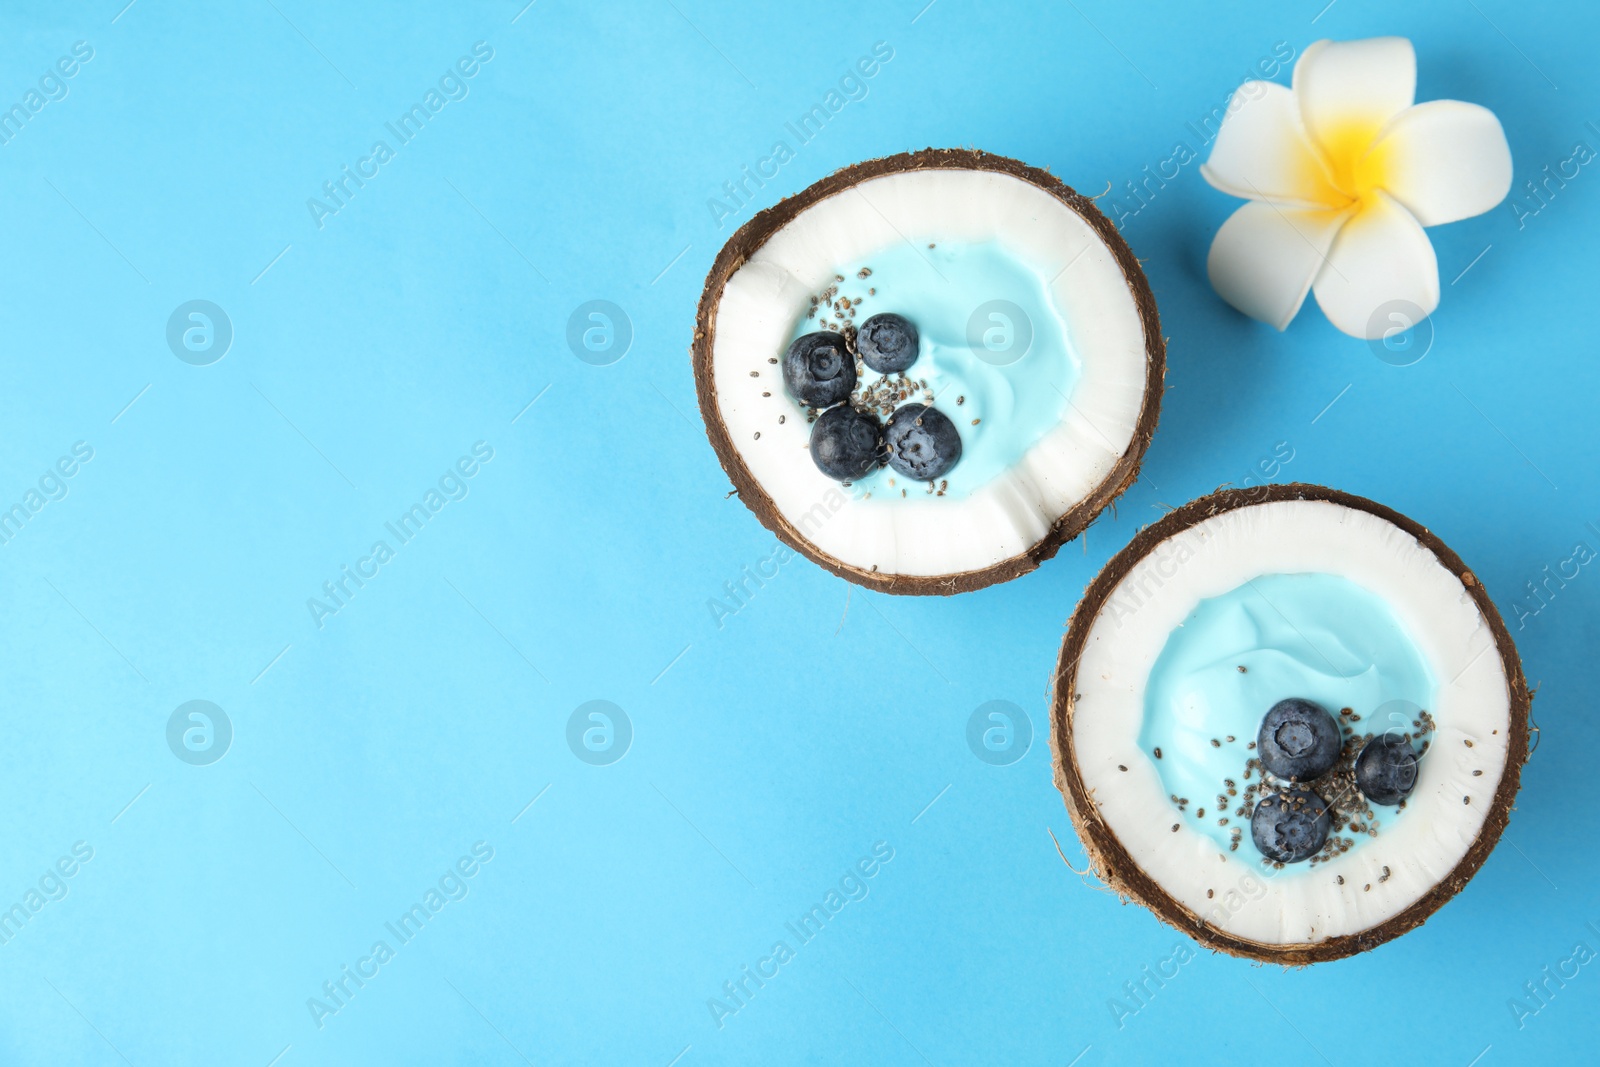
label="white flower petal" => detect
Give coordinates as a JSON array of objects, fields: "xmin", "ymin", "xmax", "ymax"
[
  {"xmin": 1200, "ymin": 81, "xmax": 1343, "ymax": 206},
  {"xmin": 1374, "ymin": 100, "xmax": 1513, "ymax": 226},
  {"xmin": 1207, "ymin": 201, "xmax": 1353, "ymax": 330},
  {"xmin": 1294, "ymin": 38, "xmax": 1416, "ymax": 170},
  {"xmin": 1312, "ymin": 191, "xmax": 1439, "ymax": 339}
]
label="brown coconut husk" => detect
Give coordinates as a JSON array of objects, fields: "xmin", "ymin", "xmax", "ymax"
[
  {"xmin": 1050, "ymin": 483, "xmax": 1532, "ymax": 963},
  {"xmin": 691, "ymin": 148, "xmax": 1165, "ymax": 595}
]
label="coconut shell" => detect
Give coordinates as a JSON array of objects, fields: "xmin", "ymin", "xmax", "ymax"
[
  {"xmin": 692, "ymin": 148, "xmax": 1166, "ymax": 595},
  {"xmin": 1050, "ymin": 483, "xmax": 1532, "ymax": 963}
]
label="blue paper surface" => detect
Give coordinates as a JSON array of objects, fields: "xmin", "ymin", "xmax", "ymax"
[{"xmin": 0, "ymin": 1, "xmax": 1595, "ymax": 1063}]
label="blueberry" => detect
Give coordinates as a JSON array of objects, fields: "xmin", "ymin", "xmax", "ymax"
[
  {"xmin": 1256, "ymin": 698, "xmax": 1342, "ymax": 781},
  {"xmin": 885, "ymin": 404, "xmax": 962, "ymax": 481},
  {"xmin": 1250, "ymin": 786, "xmax": 1331, "ymax": 864},
  {"xmin": 809, "ymin": 405, "xmax": 885, "ymax": 481},
  {"xmin": 783, "ymin": 331, "xmax": 856, "ymax": 407},
  {"xmin": 857, "ymin": 313, "xmax": 920, "ymax": 374},
  {"xmin": 1355, "ymin": 732, "xmax": 1419, "ymax": 805}
]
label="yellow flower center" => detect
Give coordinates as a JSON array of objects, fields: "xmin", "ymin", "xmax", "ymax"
[{"xmin": 1314, "ymin": 119, "xmax": 1393, "ymax": 210}]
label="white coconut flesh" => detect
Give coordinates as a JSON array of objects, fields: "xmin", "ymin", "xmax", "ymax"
[
  {"xmin": 1070, "ymin": 499, "xmax": 1511, "ymax": 947},
  {"xmin": 710, "ymin": 168, "xmax": 1150, "ymax": 578}
]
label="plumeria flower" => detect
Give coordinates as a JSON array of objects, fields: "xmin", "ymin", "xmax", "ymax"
[{"xmin": 1202, "ymin": 37, "xmax": 1512, "ymax": 339}]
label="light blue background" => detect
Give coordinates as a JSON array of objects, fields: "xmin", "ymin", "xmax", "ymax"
[{"xmin": 0, "ymin": 1, "xmax": 1595, "ymax": 1064}]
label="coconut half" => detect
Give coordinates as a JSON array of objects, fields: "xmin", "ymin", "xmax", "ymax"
[
  {"xmin": 692, "ymin": 149, "xmax": 1164, "ymax": 594},
  {"xmin": 1051, "ymin": 484, "xmax": 1530, "ymax": 963}
]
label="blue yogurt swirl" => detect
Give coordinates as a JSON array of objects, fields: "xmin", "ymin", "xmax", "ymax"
[{"xmin": 1139, "ymin": 572, "xmax": 1436, "ymax": 861}]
